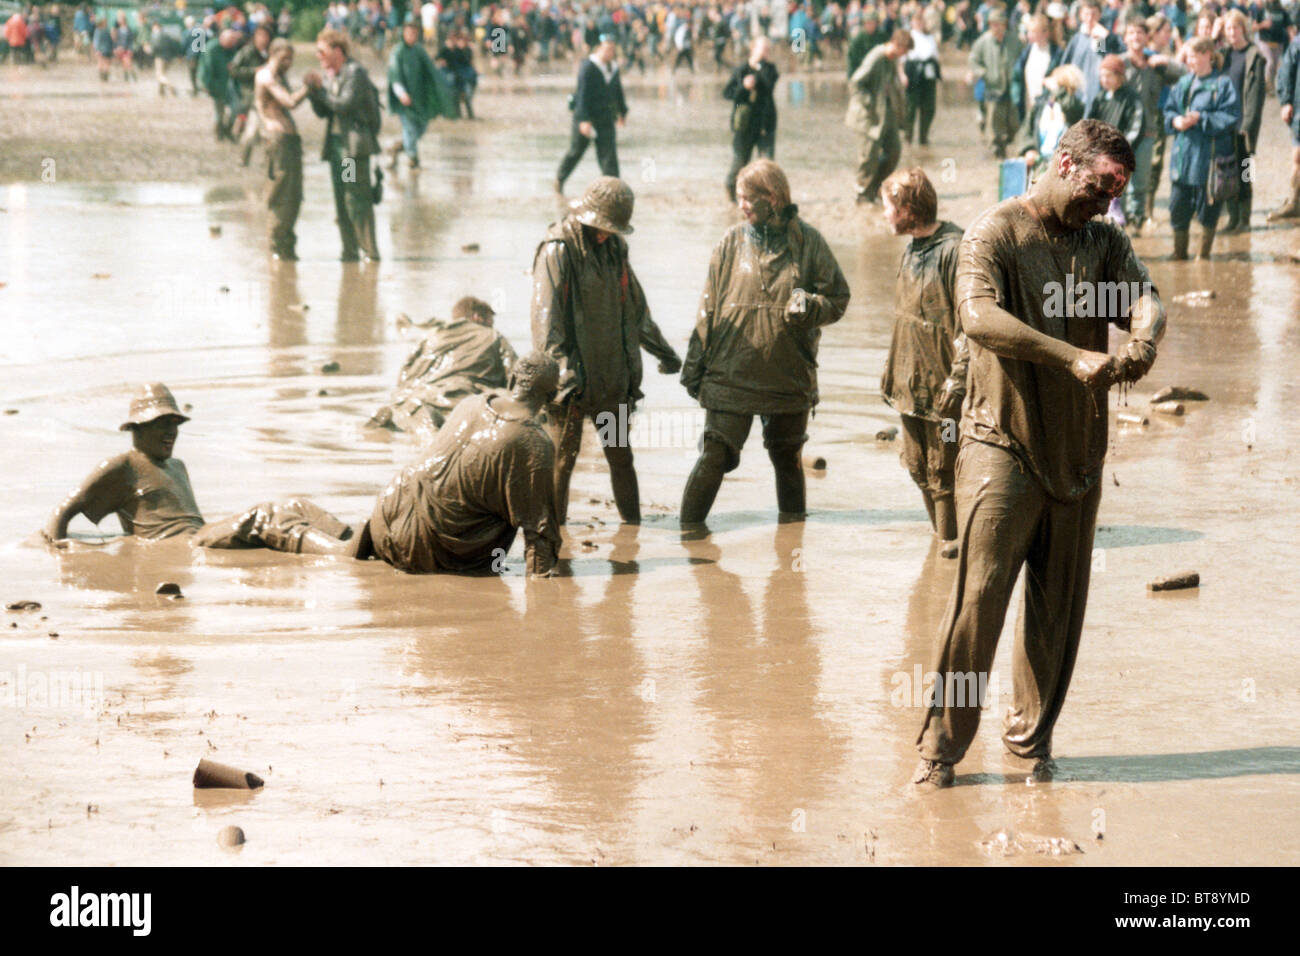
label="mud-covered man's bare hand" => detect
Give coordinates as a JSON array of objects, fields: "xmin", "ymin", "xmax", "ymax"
[
  {"xmin": 1115, "ymin": 338, "xmax": 1157, "ymax": 383},
  {"xmin": 1070, "ymin": 349, "xmax": 1119, "ymax": 388}
]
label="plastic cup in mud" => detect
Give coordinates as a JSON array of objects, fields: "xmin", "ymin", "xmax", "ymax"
[{"xmin": 193, "ymin": 758, "xmax": 265, "ymax": 790}]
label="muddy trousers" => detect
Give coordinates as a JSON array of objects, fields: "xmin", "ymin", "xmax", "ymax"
[
  {"xmin": 326, "ymin": 135, "xmax": 380, "ymax": 261},
  {"xmin": 916, "ymin": 441, "xmax": 1102, "ymax": 764},
  {"xmin": 899, "ymin": 413, "xmax": 957, "ymax": 540},
  {"xmin": 192, "ymin": 498, "xmax": 356, "ymax": 555},
  {"xmin": 266, "ymin": 133, "xmax": 303, "ymax": 259},
  {"xmin": 549, "ymin": 403, "xmax": 640, "ymax": 525},
  {"xmin": 556, "ymin": 119, "xmax": 619, "ymax": 188},
  {"xmin": 855, "ymin": 126, "xmax": 901, "ymax": 201},
  {"xmin": 680, "ymin": 409, "xmax": 808, "ymax": 523},
  {"xmin": 725, "ymin": 124, "xmax": 776, "ymax": 201},
  {"xmin": 209, "ymin": 90, "xmax": 233, "ymax": 140},
  {"xmin": 982, "ymin": 95, "xmax": 1015, "ymax": 155}
]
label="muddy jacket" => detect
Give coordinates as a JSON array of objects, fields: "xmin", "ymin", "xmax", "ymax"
[
  {"xmin": 530, "ymin": 217, "xmax": 679, "ymax": 413},
  {"xmin": 681, "ymin": 215, "xmax": 851, "ymax": 415},
  {"xmin": 845, "ymin": 44, "xmax": 904, "ymax": 137},
  {"xmin": 367, "ymin": 392, "xmax": 560, "ymax": 575},
  {"xmin": 1085, "ymin": 84, "xmax": 1143, "ymax": 151},
  {"xmin": 881, "ymin": 221, "xmax": 970, "ymax": 422},
  {"xmin": 723, "ymin": 59, "xmax": 779, "ymax": 137},
  {"xmin": 308, "ymin": 58, "xmax": 382, "ymax": 160},
  {"xmin": 371, "ymin": 319, "xmax": 519, "ymax": 433}
]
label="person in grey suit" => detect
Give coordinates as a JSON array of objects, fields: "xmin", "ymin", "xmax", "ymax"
[{"xmin": 304, "ymin": 28, "xmax": 382, "ymax": 262}]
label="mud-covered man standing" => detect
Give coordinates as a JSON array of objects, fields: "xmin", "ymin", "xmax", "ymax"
[
  {"xmin": 255, "ymin": 38, "xmax": 310, "ymax": 261},
  {"xmin": 913, "ymin": 119, "xmax": 1166, "ymax": 791}
]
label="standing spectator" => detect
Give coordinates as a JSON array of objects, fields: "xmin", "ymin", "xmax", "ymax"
[
  {"xmin": 846, "ymin": 6, "xmax": 884, "ymax": 77},
  {"xmin": 1013, "ymin": 14, "xmax": 1062, "ymax": 124},
  {"xmin": 1086, "ymin": 54, "xmax": 1144, "ymax": 223},
  {"xmin": 1014, "ymin": 63, "xmax": 1086, "ymax": 176},
  {"xmin": 1164, "ymin": 37, "xmax": 1241, "ymax": 259},
  {"xmin": 1255, "ymin": 0, "xmax": 1288, "ymax": 89},
  {"xmin": 91, "ymin": 15, "xmax": 112, "ymax": 80},
  {"xmin": 968, "ymin": 9, "xmax": 1023, "ymax": 158},
  {"xmin": 230, "ymin": 25, "xmax": 273, "ymax": 165},
  {"xmin": 1062, "ymin": 0, "xmax": 1124, "ymax": 110},
  {"xmin": 73, "ymin": 4, "xmax": 91, "ymax": 58},
  {"xmin": 1268, "ymin": 29, "xmax": 1300, "ymax": 222},
  {"xmin": 1121, "ymin": 16, "xmax": 1184, "ymax": 235},
  {"xmin": 305, "ymin": 27, "xmax": 384, "ymax": 263},
  {"xmin": 1220, "ymin": 10, "xmax": 1266, "ymax": 234},
  {"xmin": 198, "ymin": 28, "xmax": 240, "ymax": 141},
  {"xmin": 680, "ymin": 160, "xmax": 850, "ymax": 526},
  {"xmin": 554, "ymin": 33, "xmax": 627, "ymax": 194},
  {"xmin": 387, "ymin": 19, "xmax": 443, "ymax": 170},
  {"xmin": 672, "ymin": 7, "xmax": 694, "ymax": 72},
  {"xmin": 147, "ymin": 20, "xmax": 183, "ymax": 97},
  {"xmin": 847, "ymin": 28, "xmax": 912, "ymax": 204},
  {"xmin": 904, "ymin": 8, "xmax": 942, "ymax": 146},
  {"xmin": 111, "ymin": 10, "xmax": 137, "ymax": 81},
  {"xmin": 723, "ymin": 35, "xmax": 779, "ymax": 202},
  {"xmin": 3, "ymin": 10, "xmax": 29, "ymax": 64}
]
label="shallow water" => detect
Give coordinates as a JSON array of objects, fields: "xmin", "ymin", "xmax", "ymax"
[{"xmin": 2, "ymin": 52, "xmax": 1298, "ymax": 865}]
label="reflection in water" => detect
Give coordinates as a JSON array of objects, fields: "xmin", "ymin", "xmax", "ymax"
[
  {"xmin": 335, "ymin": 265, "xmax": 384, "ymax": 376},
  {"xmin": 268, "ymin": 262, "xmax": 306, "ymax": 377}
]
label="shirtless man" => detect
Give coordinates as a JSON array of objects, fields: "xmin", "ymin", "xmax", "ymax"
[
  {"xmin": 42, "ymin": 383, "xmax": 353, "ymax": 554},
  {"xmin": 255, "ymin": 38, "xmax": 310, "ymax": 261}
]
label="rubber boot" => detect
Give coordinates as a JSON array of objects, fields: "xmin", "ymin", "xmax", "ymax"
[
  {"xmin": 1222, "ymin": 199, "xmax": 1240, "ymax": 234},
  {"xmin": 1172, "ymin": 229, "xmax": 1190, "ymax": 261},
  {"xmin": 933, "ymin": 495, "xmax": 957, "ymax": 542},
  {"xmin": 771, "ymin": 448, "xmax": 806, "ymax": 517},
  {"xmin": 604, "ymin": 447, "xmax": 641, "ymax": 525},
  {"xmin": 680, "ymin": 441, "xmax": 728, "ymax": 525},
  {"xmin": 1197, "ymin": 225, "xmax": 1216, "ymax": 260},
  {"xmin": 1235, "ymin": 194, "xmax": 1252, "ymax": 234}
]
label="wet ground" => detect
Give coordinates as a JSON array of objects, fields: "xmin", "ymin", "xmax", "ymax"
[{"xmin": 2, "ymin": 48, "xmax": 1298, "ymax": 865}]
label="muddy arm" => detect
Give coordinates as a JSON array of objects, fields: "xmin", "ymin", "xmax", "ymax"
[
  {"xmin": 1116, "ymin": 291, "xmax": 1166, "ymax": 383},
  {"xmin": 960, "ymin": 295, "xmax": 1081, "ymax": 370},
  {"xmin": 625, "ymin": 266, "xmax": 680, "ymax": 371}
]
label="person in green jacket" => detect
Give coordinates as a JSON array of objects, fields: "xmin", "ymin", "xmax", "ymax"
[
  {"xmin": 846, "ymin": 29, "xmax": 912, "ymax": 204},
  {"xmin": 680, "ymin": 159, "xmax": 851, "ymax": 526},
  {"xmin": 386, "ymin": 19, "xmax": 443, "ymax": 170},
  {"xmin": 968, "ymin": 10, "xmax": 1023, "ymax": 158},
  {"xmin": 196, "ymin": 28, "xmax": 240, "ymax": 142}
]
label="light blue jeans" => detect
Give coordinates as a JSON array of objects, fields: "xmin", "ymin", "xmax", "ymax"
[{"xmin": 399, "ymin": 111, "xmax": 428, "ymax": 162}]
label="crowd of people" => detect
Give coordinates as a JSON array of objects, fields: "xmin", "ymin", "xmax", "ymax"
[{"xmin": 19, "ymin": 1, "xmax": 1300, "ymax": 794}]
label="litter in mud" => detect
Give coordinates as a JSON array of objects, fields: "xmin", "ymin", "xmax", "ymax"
[
  {"xmin": 875, "ymin": 427, "xmax": 898, "ymax": 441},
  {"xmin": 193, "ymin": 759, "xmax": 265, "ymax": 790},
  {"xmin": 1148, "ymin": 572, "xmax": 1201, "ymax": 592},
  {"xmin": 154, "ymin": 582, "xmax": 184, "ymax": 599},
  {"xmin": 6, "ymin": 600, "xmax": 42, "ymax": 611},
  {"xmin": 1152, "ymin": 386, "xmax": 1209, "ymax": 403}
]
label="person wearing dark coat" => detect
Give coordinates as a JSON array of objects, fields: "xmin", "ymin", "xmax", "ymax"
[
  {"xmin": 723, "ymin": 36, "xmax": 778, "ymax": 202},
  {"xmin": 1219, "ymin": 10, "xmax": 1266, "ymax": 233},
  {"xmin": 1011, "ymin": 14, "xmax": 1062, "ymax": 122},
  {"xmin": 1085, "ymin": 56, "xmax": 1144, "ymax": 154},
  {"xmin": 554, "ymin": 34, "xmax": 628, "ymax": 194},
  {"xmin": 305, "ymin": 28, "xmax": 383, "ymax": 262}
]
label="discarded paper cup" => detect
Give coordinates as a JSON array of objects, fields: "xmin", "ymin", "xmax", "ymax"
[
  {"xmin": 193, "ymin": 758, "xmax": 265, "ymax": 790},
  {"xmin": 1116, "ymin": 411, "xmax": 1149, "ymax": 426},
  {"xmin": 1152, "ymin": 401, "xmax": 1185, "ymax": 417}
]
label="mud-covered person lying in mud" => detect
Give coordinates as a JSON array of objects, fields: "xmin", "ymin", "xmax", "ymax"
[{"xmin": 43, "ymin": 356, "xmax": 564, "ymax": 577}]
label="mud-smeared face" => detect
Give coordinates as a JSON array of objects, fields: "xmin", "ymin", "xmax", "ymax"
[
  {"xmin": 1060, "ymin": 154, "xmax": 1129, "ymax": 229},
  {"xmin": 133, "ymin": 416, "xmax": 183, "ymax": 462},
  {"xmin": 737, "ymin": 186, "xmax": 773, "ymax": 226},
  {"xmin": 880, "ymin": 192, "xmax": 908, "ymax": 235}
]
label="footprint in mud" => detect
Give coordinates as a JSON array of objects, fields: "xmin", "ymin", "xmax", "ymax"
[{"xmin": 978, "ymin": 828, "xmax": 1084, "ymax": 857}]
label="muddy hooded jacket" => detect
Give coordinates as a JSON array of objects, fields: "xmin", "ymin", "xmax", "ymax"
[
  {"xmin": 366, "ymin": 391, "xmax": 561, "ymax": 575},
  {"xmin": 530, "ymin": 217, "xmax": 680, "ymax": 413},
  {"xmin": 880, "ymin": 220, "xmax": 970, "ymax": 422},
  {"xmin": 681, "ymin": 212, "xmax": 851, "ymax": 415},
  {"xmin": 371, "ymin": 318, "xmax": 519, "ymax": 433}
]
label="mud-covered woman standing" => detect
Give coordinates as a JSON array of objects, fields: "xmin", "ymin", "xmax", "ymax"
[{"xmin": 679, "ymin": 160, "xmax": 851, "ymax": 526}]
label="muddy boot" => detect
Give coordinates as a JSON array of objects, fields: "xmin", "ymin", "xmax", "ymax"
[
  {"xmin": 386, "ymin": 140, "xmax": 402, "ymax": 171},
  {"xmin": 1266, "ymin": 175, "xmax": 1300, "ymax": 221},
  {"xmin": 1235, "ymin": 195, "xmax": 1252, "ymax": 233},
  {"xmin": 770, "ymin": 448, "xmax": 806, "ymax": 517},
  {"xmin": 1222, "ymin": 199, "xmax": 1240, "ymax": 234},
  {"xmin": 1197, "ymin": 225, "xmax": 1216, "ymax": 260},
  {"xmin": 680, "ymin": 440, "xmax": 729, "ymax": 525},
  {"xmin": 933, "ymin": 495, "xmax": 957, "ymax": 542},
  {"xmin": 911, "ymin": 759, "xmax": 955, "ymax": 792},
  {"xmin": 1172, "ymin": 229, "xmax": 1190, "ymax": 261}
]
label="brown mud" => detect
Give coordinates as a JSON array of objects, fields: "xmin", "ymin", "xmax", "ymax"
[{"xmin": 1, "ymin": 48, "xmax": 1298, "ymax": 865}]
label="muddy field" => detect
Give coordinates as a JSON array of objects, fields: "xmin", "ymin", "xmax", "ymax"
[{"xmin": 1, "ymin": 46, "xmax": 1298, "ymax": 866}]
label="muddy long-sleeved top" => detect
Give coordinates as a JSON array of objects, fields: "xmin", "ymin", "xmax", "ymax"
[
  {"xmin": 681, "ymin": 215, "xmax": 851, "ymax": 415},
  {"xmin": 957, "ymin": 198, "xmax": 1159, "ymax": 503},
  {"xmin": 845, "ymin": 43, "xmax": 905, "ymax": 136},
  {"xmin": 372, "ymin": 319, "xmax": 519, "ymax": 433},
  {"xmin": 366, "ymin": 392, "xmax": 561, "ymax": 575},
  {"xmin": 530, "ymin": 216, "xmax": 680, "ymax": 413},
  {"xmin": 880, "ymin": 220, "xmax": 970, "ymax": 422}
]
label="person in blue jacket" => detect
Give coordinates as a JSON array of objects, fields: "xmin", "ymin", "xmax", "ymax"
[
  {"xmin": 1266, "ymin": 30, "xmax": 1300, "ymax": 223},
  {"xmin": 1164, "ymin": 36, "xmax": 1240, "ymax": 260}
]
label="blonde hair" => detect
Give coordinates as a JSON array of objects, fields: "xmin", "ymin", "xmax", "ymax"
[
  {"xmin": 1049, "ymin": 64, "xmax": 1085, "ymax": 95},
  {"xmin": 736, "ymin": 159, "xmax": 792, "ymax": 211}
]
